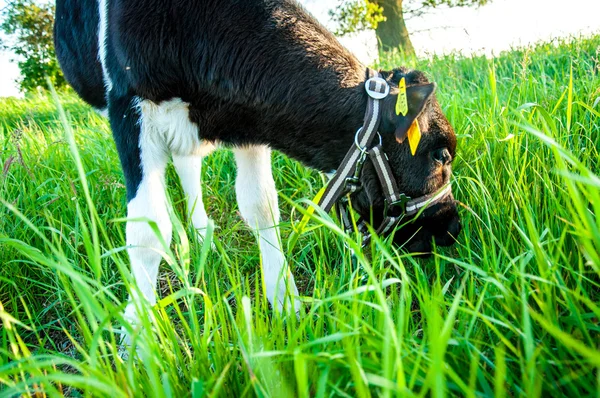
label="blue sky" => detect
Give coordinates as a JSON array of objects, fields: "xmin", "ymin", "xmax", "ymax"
[{"xmin": 1, "ymin": 0, "xmax": 599, "ymax": 97}]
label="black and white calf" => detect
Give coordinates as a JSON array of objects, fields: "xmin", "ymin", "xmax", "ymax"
[{"xmin": 54, "ymin": 0, "xmax": 460, "ymax": 323}]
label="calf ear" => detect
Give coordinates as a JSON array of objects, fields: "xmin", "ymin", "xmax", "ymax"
[{"xmin": 394, "ymin": 83, "xmax": 436, "ymax": 143}]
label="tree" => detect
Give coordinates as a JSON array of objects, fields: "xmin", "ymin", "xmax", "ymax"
[
  {"xmin": 1, "ymin": 0, "xmax": 65, "ymax": 92},
  {"xmin": 330, "ymin": 0, "xmax": 490, "ymax": 58}
]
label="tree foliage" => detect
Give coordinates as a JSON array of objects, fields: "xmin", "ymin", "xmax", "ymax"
[
  {"xmin": 330, "ymin": 1, "xmax": 386, "ymax": 38},
  {"xmin": 1, "ymin": 0, "xmax": 65, "ymax": 92},
  {"xmin": 330, "ymin": 0, "xmax": 490, "ymax": 57}
]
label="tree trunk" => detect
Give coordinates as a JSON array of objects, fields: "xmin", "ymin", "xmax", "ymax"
[{"xmin": 372, "ymin": 0, "xmax": 415, "ymax": 58}]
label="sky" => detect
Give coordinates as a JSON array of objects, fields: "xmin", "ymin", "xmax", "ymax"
[{"xmin": 1, "ymin": 0, "xmax": 599, "ymax": 97}]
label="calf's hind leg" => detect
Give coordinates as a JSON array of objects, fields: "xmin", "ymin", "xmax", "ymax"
[
  {"xmin": 233, "ymin": 145, "xmax": 300, "ymax": 313},
  {"xmin": 109, "ymin": 95, "xmax": 172, "ymax": 332}
]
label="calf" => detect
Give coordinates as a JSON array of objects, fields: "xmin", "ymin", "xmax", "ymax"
[{"xmin": 54, "ymin": 0, "xmax": 460, "ymax": 325}]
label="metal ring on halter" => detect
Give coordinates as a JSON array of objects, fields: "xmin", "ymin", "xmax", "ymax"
[{"xmin": 354, "ymin": 127, "xmax": 382, "ymax": 155}]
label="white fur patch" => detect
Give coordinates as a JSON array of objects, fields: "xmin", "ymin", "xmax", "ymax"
[
  {"xmin": 138, "ymin": 98, "xmax": 215, "ymax": 157},
  {"xmin": 98, "ymin": 0, "xmax": 113, "ymax": 92}
]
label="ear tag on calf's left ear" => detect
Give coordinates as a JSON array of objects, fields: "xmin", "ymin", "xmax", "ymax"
[
  {"xmin": 407, "ymin": 120, "xmax": 421, "ymax": 156},
  {"xmin": 395, "ymin": 77, "xmax": 408, "ymax": 116}
]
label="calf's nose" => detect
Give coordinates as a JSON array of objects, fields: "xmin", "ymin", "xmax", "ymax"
[{"xmin": 433, "ymin": 214, "xmax": 461, "ymax": 247}]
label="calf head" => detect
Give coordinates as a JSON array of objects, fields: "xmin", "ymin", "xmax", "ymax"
[{"xmin": 351, "ymin": 68, "xmax": 461, "ymax": 253}]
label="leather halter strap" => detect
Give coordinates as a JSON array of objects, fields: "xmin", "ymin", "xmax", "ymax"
[
  {"xmin": 317, "ymin": 68, "xmax": 453, "ymax": 246},
  {"xmin": 318, "ymin": 69, "xmax": 388, "ymax": 213}
]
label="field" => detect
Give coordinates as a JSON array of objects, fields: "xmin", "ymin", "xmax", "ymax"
[{"xmin": 1, "ymin": 35, "xmax": 599, "ymax": 397}]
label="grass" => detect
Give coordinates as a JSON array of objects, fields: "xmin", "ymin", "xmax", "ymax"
[{"xmin": 1, "ymin": 34, "xmax": 599, "ymax": 397}]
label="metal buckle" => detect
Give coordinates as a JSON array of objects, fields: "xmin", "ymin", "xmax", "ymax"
[
  {"xmin": 365, "ymin": 77, "xmax": 390, "ymax": 99},
  {"xmin": 384, "ymin": 194, "xmax": 411, "ymax": 218},
  {"xmin": 344, "ymin": 176, "xmax": 361, "ymax": 192},
  {"xmin": 343, "ymin": 128, "xmax": 379, "ymax": 193},
  {"xmin": 344, "ymin": 148, "xmax": 366, "ymax": 192}
]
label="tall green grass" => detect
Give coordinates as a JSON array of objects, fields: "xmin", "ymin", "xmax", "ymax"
[{"xmin": 1, "ymin": 35, "xmax": 599, "ymax": 396}]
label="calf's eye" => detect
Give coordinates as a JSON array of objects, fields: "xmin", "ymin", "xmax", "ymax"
[{"xmin": 431, "ymin": 147, "xmax": 452, "ymax": 166}]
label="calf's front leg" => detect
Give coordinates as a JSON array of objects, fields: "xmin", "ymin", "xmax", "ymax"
[{"xmin": 233, "ymin": 146, "xmax": 300, "ymax": 314}]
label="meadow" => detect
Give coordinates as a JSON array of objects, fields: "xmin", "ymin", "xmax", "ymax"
[{"xmin": 0, "ymin": 35, "xmax": 599, "ymax": 397}]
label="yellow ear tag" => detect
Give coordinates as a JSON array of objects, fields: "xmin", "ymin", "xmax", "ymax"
[
  {"xmin": 407, "ymin": 120, "xmax": 421, "ymax": 156},
  {"xmin": 395, "ymin": 77, "xmax": 408, "ymax": 116}
]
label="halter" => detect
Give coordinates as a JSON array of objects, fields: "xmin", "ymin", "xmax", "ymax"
[{"xmin": 317, "ymin": 69, "xmax": 452, "ymax": 246}]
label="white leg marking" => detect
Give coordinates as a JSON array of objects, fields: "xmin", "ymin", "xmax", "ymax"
[
  {"xmin": 123, "ymin": 99, "xmax": 173, "ymax": 325},
  {"xmin": 233, "ymin": 146, "xmax": 300, "ymax": 313},
  {"xmin": 172, "ymin": 154, "xmax": 210, "ymax": 239}
]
